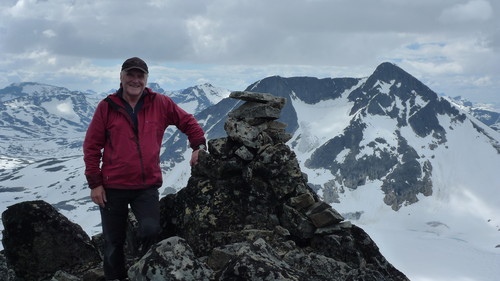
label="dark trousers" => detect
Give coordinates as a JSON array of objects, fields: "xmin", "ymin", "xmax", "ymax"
[{"xmin": 100, "ymin": 187, "xmax": 160, "ymax": 280}]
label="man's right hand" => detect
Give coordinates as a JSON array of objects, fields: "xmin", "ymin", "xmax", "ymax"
[{"xmin": 91, "ymin": 185, "xmax": 107, "ymax": 208}]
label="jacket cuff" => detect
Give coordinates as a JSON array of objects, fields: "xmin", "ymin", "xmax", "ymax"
[
  {"xmin": 190, "ymin": 139, "xmax": 207, "ymax": 151},
  {"xmin": 86, "ymin": 174, "xmax": 103, "ymax": 189}
]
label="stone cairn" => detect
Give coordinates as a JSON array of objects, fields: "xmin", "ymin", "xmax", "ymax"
[
  {"xmin": 1, "ymin": 91, "xmax": 408, "ymax": 281},
  {"xmin": 222, "ymin": 91, "xmax": 345, "ymax": 228},
  {"xmin": 160, "ymin": 91, "xmax": 348, "ymax": 252}
]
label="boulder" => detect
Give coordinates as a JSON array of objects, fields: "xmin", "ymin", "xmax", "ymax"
[
  {"xmin": 1, "ymin": 200, "xmax": 101, "ymax": 280},
  {"xmin": 128, "ymin": 236, "xmax": 213, "ymax": 281}
]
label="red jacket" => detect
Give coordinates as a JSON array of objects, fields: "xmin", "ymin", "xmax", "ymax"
[{"xmin": 83, "ymin": 88, "xmax": 206, "ymax": 190}]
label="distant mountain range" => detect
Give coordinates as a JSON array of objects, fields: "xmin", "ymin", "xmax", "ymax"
[
  {"xmin": 448, "ymin": 95, "xmax": 500, "ymax": 132},
  {"xmin": 1, "ymin": 63, "xmax": 499, "ymax": 280}
]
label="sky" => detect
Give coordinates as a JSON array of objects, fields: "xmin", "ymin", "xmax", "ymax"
[{"xmin": 0, "ymin": 0, "xmax": 499, "ymax": 104}]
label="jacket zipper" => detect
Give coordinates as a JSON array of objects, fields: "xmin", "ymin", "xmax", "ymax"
[{"xmin": 117, "ymin": 105, "xmax": 146, "ymax": 185}]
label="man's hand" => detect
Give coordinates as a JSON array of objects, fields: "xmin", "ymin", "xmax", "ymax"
[
  {"xmin": 91, "ymin": 185, "xmax": 107, "ymax": 208},
  {"xmin": 190, "ymin": 148, "xmax": 203, "ymax": 166}
]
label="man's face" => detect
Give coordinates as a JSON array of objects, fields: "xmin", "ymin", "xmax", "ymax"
[{"xmin": 120, "ymin": 69, "xmax": 147, "ymax": 99}]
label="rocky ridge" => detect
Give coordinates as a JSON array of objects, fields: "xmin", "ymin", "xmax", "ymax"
[{"xmin": 1, "ymin": 91, "xmax": 408, "ymax": 281}]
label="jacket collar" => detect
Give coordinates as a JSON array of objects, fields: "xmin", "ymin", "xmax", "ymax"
[{"xmin": 108, "ymin": 87, "xmax": 156, "ymax": 107}]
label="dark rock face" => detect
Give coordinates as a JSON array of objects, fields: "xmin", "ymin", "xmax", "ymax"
[
  {"xmin": 1, "ymin": 91, "xmax": 408, "ymax": 281},
  {"xmin": 306, "ymin": 63, "xmax": 464, "ymax": 210},
  {"xmin": 0, "ymin": 252, "xmax": 16, "ymax": 281},
  {"xmin": 1, "ymin": 200, "xmax": 101, "ymax": 281}
]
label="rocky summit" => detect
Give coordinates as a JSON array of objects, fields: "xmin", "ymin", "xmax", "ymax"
[{"xmin": 1, "ymin": 91, "xmax": 408, "ymax": 281}]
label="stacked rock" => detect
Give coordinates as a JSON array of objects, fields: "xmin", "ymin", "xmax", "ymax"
[
  {"xmin": 175, "ymin": 91, "xmax": 346, "ymax": 248},
  {"xmin": 225, "ymin": 91, "xmax": 292, "ymax": 150},
  {"xmin": 223, "ymin": 91, "xmax": 343, "ymax": 228}
]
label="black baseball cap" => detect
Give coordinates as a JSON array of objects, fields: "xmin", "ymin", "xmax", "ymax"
[{"xmin": 121, "ymin": 57, "xmax": 149, "ymax": 74}]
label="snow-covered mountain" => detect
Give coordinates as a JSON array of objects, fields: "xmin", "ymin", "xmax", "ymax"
[
  {"xmin": 157, "ymin": 63, "xmax": 500, "ymax": 280},
  {"xmin": 1, "ymin": 63, "xmax": 500, "ymax": 281},
  {"xmin": 168, "ymin": 83, "xmax": 231, "ymax": 114},
  {"xmin": 0, "ymin": 82, "xmax": 92, "ymax": 159},
  {"xmin": 448, "ymin": 96, "xmax": 500, "ymax": 132}
]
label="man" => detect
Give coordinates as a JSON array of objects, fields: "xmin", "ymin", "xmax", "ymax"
[{"xmin": 83, "ymin": 57, "xmax": 206, "ymax": 281}]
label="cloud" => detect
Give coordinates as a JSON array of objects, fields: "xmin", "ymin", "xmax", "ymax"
[
  {"xmin": 471, "ymin": 76, "xmax": 492, "ymax": 87},
  {"xmin": 0, "ymin": 0, "xmax": 494, "ymax": 64},
  {"xmin": 0, "ymin": 0, "xmax": 498, "ymax": 103},
  {"xmin": 439, "ymin": 0, "xmax": 493, "ymax": 23},
  {"xmin": 42, "ymin": 29, "xmax": 57, "ymax": 38}
]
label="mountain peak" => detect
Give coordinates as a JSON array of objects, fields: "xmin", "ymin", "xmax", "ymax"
[
  {"xmin": 348, "ymin": 61, "xmax": 437, "ymax": 107},
  {"xmin": 371, "ymin": 62, "xmax": 416, "ymax": 84},
  {"xmin": 375, "ymin": 61, "xmax": 400, "ymax": 71},
  {"xmin": 147, "ymin": 82, "xmax": 166, "ymax": 94}
]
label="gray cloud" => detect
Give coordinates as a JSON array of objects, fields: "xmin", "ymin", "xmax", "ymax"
[
  {"xmin": 439, "ymin": 0, "xmax": 493, "ymax": 23},
  {"xmin": 0, "ymin": 0, "xmax": 498, "ymax": 103}
]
